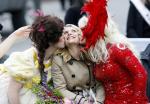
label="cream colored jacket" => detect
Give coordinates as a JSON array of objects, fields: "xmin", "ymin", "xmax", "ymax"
[{"xmin": 51, "ymin": 49, "xmax": 105, "ymax": 104}]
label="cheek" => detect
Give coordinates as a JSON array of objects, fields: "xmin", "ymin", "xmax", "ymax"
[
  {"xmin": 59, "ymin": 37, "xmax": 64, "ymax": 43},
  {"xmin": 56, "ymin": 41, "xmax": 65, "ymax": 48},
  {"xmin": 64, "ymin": 35, "xmax": 68, "ymax": 42},
  {"xmin": 75, "ymin": 38, "xmax": 80, "ymax": 42},
  {"xmin": 59, "ymin": 38, "xmax": 63, "ymax": 43},
  {"xmin": 75, "ymin": 37, "xmax": 80, "ymax": 42}
]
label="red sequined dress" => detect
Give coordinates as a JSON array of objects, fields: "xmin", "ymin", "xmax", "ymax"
[{"xmin": 93, "ymin": 43, "xmax": 148, "ymax": 104}]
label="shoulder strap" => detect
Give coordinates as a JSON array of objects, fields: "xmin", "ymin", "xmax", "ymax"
[
  {"xmin": 141, "ymin": 44, "xmax": 150, "ymax": 60},
  {"xmin": 130, "ymin": 0, "xmax": 150, "ymax": 26}
]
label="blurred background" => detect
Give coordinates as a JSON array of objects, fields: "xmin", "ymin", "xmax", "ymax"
[
  {"xmin": 0, "ymin": 0, "xmax": 130, "ymax": 34},
  {"xmin": 0, "ymin": 0, "xmax": 149, "ymax": 54}
]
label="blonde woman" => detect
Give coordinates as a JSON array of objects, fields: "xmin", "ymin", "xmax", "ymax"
[
  {"xmin": 51, "ymin": 24, "xmax": 105, "ymax": 104},
  {"xmin": 80, "ymin": 0, "xmax": 149, "ymax": 103}
]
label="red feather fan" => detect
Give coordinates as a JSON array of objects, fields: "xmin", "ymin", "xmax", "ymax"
[{"xmin": 81, "ymin": 0, "xmax": 108, "ymax": 49}]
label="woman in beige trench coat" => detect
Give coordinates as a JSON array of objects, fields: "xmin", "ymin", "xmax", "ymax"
[{"xmin": 51, "ymin": 24, "xmax": 105, "ymax": 104}]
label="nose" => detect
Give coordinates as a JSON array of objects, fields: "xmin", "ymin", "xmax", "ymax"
[{"xmin": 67, "ymin": 31, "xmax": 72, "ymax": 36}]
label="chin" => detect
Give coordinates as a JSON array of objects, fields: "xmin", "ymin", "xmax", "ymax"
[{"xmin": 68, "ymin": 40, "xmax": 78, "ymax": 44}]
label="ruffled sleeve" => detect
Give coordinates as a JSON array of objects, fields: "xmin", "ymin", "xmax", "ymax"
[{"xmin": 3, "ymin": 48, "xmax": 36, "ymax": 84}]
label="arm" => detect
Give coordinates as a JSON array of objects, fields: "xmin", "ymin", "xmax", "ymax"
[
  {"xmin": 112, "ymin": 44, "xmax": 147, "ymax": 98},
  {"xmin": 127, "ymin": 2, "xmax": 138, "ymax": 38},
  {"xmin": 95, "ymin": 81, "xmax": 105, "ymax": 104},
  {"xmin": 0, "ymin": 26, "xmax": 31, "ymax": 58},
  {"xmin": 52, "ymin": 58, "xmax": 89, "ymax": 104},
  {"xmin": 8, "ymin": 77, "xmax": 23, "ymax": 104}
]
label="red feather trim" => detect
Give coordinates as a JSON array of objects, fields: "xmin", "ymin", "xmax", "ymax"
[{"xmin": 81, "ymin": 0, "xmax": 108, "ymax": 49}]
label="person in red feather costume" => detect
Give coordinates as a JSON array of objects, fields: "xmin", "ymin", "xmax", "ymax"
[{"xmin": 79, "ymin": 0, "xmax": 149, "ymax": 103}]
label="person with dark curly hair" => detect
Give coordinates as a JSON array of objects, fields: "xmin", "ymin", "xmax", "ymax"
[{"xmin": 0, "ymin": 15, "xmax": 65, "ymax": 104}]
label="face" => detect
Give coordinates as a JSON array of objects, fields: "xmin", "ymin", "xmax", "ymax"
[
  {"xmin": 63, "ymin": 25, "xmax": 82, "ymax": 47},
  {"xmin": 54, "ymin": 35, "xmax": 65, "ymax": 49}
]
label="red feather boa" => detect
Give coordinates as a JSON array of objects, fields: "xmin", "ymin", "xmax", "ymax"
[{"xmin": 81, "ymin": 0, "xmax": 108, "ymax": 49}]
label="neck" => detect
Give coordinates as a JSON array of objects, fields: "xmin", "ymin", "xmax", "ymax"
[
  {"xmin": 45, "ymin": 46, "xmax": 57, "ymax": 60},
  {"xmin": 68, "ymin": 45, "xmax": 81, "ymax": 60}
]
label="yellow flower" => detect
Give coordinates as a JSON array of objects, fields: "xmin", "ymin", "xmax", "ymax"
[
  {"xmin": 14, "ymin": 75, "xmax": 27, "ymax": 83},
  {"xmin": 24, "ymin": 76, "xmax": 41, "ymax": 89},
  {"xmin": 24, "ymin": 81, "xmax": 32, "ymax": 89},
  {"xmin": 32, "ymin": 76, "xmax": 41, "ymax": 84}
]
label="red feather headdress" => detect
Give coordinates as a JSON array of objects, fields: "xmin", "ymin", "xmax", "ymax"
[{"xmin": 81, "ymin": 0, "xmax": 108, "ymax": 49}]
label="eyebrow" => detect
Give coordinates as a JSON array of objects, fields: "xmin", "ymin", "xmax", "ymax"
[
  {"xmin": 63, "ymin": 31, "xmax": 68, "ymax": 33},
  {"xmin": 72, "ymin": 29, "xmax": 78, "ymax": 31}
]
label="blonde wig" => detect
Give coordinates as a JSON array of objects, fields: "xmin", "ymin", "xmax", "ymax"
[{"xmin": 88, "ymin": 16, "xmax": 139, "ymax": 63}]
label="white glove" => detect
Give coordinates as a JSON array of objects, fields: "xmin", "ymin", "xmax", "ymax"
[{"xmin": 78, "ymin": 16, "xmax": 88, "ymax": 29}]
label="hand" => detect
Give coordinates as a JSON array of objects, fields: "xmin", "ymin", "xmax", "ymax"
[
  {"xmin": 83, "ymin": 99, "xmax": 95, "ymax": 104},
  {"xmin": 64, "ymin": 98, "xmax": 73, "ymax": 104},
  {"xmin": 78, "ymin": 16, "xmax": 88, "ymax": 29},
  {"xmin": 12, "ymin": 26, "xmax": 31, "ymax": 39},
  {"xmin": 83, "ymin": 101, "xmax": 90, "ymax": 104}
]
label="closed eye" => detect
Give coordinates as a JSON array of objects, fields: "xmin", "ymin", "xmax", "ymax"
[
  {"xmin": 72, "ymin": 29, "xmax": 77, "ymax": 32},
  {"xmin": 63, "ymin": 31, "xmax": 68, "ymax": 35}
]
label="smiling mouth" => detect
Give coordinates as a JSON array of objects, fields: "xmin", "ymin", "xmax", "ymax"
[{"xmin": 67, "ymin": 36, "xmax": 75, "ymax": 40}]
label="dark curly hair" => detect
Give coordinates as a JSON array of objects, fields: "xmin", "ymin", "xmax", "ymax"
[{"xmin": 29, "ymin": 15, "xmax": 64, "ymax": 82}]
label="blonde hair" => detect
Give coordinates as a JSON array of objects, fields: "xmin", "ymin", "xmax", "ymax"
[
  {"xmin": 64, "ymin": 24, "xmax": 83, "ymax": 37},
  {"xmin": 88, "ymin": 16, "xmax": 139, "ymax": 63}
]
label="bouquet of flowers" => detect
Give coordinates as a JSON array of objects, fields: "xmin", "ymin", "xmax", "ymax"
[{"xmin": 31, "ymin": 72, "xmax": 64, "ymax": 104}]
